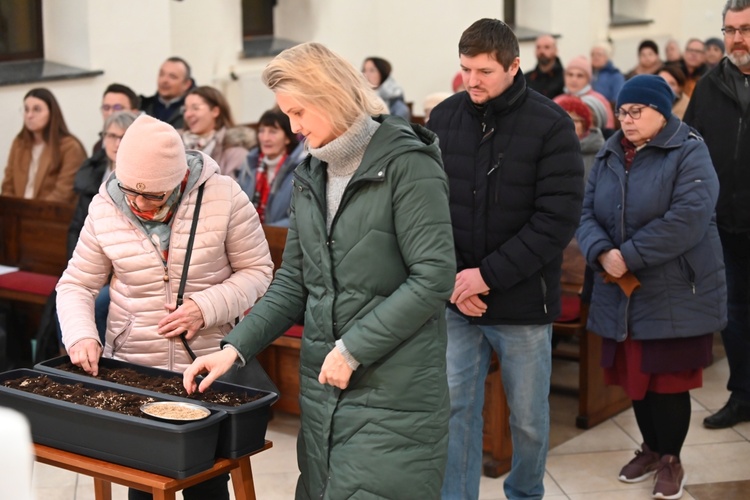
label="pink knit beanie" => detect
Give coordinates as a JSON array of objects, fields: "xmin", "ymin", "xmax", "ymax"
[
  {"xmin": 116, "ymin": 114, "xmax": 187, "ymax": 193},
  {"xmin": 566, "ymin": 55, "xmax": 593, "ymax": 81}
]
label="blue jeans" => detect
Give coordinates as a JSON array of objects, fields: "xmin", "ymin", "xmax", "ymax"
[
  {"xmin": 718, "ymin": 229, "xmax": 750, "ymax": 404},
  {"xmin": 441, "ymin": 309, "xmax": 551, "ymax": 500}
]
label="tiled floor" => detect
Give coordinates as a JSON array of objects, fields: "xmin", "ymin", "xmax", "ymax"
[{"xmin": 30, "ymin": 353, "xmax": 750, "ymax": 499}]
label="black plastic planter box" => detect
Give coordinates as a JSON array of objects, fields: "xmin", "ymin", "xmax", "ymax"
[
  {"xmin": 0, "ymin": 368, "xmax": 225, "ymax": 478},
  {"xmin": 35, "ymin": 356, "xmax": 278, "ymax": 459}
]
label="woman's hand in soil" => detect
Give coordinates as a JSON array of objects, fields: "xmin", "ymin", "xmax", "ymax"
[
  {"xmin": 158, "ymin": 299, "xmax": 205, "ymax": 339},
  {"xmin": 183, "ymin": 347, "xmax": 238, "ymax": 394},
  {"xmin": 68, "ymin": 338, "xmax": 103, "ymax": 376}
]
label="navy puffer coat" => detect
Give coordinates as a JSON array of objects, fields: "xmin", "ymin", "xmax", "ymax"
[{"xmin": 576, "ymin": 116, "xmax": 727, "ymax": 341}]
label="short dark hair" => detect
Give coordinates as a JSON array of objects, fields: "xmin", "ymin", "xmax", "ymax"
[
  {"xmin": 658, "ymin": 63, "xmax": 687, "ymax": 88},
  {"xmin": 166, "ymin": 56, "xmax": 192, "ymax": 82},
  {"xmin": 363, "ymin": 57, "xmax": 392, "ymax": 84},
  {"xmin": 258, "ymin": 108, "xmax": 299, "ymax": 155},
  {"xmin": 103, "ymin": 83, "xmax": 140, "ymax": 109},
  {"xmin": 723, "ymin": 0, "xmax": 750, "ymax": 19},
  {"xmin": 459, "ymin": 18, "xmax": 519, "ymax": 70},
  {"xmin": 638, "ymin": 39, "xmax": 660, "ymax": 56}
]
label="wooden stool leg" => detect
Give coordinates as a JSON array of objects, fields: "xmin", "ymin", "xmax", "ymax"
[
  {"xmin": 230, "ymin": 457, "xmax": 256, "ymax": 500},
  {"xmin": 152, "ymin": 490, "xmax": 175, "ymax": 500},
  {"xmin": 93, "ymin": 478, "xmax": 112, "ymax": 500}
]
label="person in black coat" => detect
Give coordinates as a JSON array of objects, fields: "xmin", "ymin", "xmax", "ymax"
[
  {"xmin": 428, "ymin": 18, "xmax": 583, "ymax": 500},
  {"xmin": 683, "ymin": 0, "xmax": 750, "ymax": 431},
  {"xmin": 139, "ymin": 57, "xmax": 193, "ymax": 129}
]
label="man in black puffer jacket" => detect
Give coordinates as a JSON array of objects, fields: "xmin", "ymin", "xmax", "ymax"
[{"xmin": 428, "ymin": 18, "xmax": 584, "ymax": 500}]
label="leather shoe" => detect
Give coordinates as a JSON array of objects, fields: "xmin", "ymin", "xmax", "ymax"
[{"xmin": 703, "ymin": 399, "xmax": 750, "ymax": 429}]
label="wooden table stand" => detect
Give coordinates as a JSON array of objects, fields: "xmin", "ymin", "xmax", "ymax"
[{"xmin": 34, "ymin": 441, "xmax": 273, "ymax": 500}]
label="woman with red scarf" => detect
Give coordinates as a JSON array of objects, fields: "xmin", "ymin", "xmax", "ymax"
[{"xmin": 237, "ymin": 108, "xmax": 304, "ymax": 226}]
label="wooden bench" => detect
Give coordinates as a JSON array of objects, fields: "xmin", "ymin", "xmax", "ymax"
[
  {"xmin": 550, "ymin": 241, "xmax": 631, "ymax": 429},
  {"xmin": 0, "ymin": 196, "xmax": 74, "ymax": 367}
]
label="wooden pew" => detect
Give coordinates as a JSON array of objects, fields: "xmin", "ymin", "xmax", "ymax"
[
  {"xmin": 0, "ymin": 196, "xmax": 74, "ymax": 367},
  {"xmin": 0, "ymin": 196, "xmax": 73, "ymax": 277}
]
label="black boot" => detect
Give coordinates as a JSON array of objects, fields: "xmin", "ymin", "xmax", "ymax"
[{"xmin": 703, "ymin": 399, "xmax": 750, "ymax": 429}]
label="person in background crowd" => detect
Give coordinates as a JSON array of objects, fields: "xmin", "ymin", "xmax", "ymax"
[
  {"xmin": 577, "ymin": 74, "xmax": 726, "ymax": 500},
  {"xmin": 140, "ymin": 56, "xmax": 193, "ymax": 129},
  {"xmin": 581, "ymin": 93, "xmax": 614, "ymax": 138},
  {"xmin": 556, "ymin": 55, "xmax": 616, "ymax": 129},
  {"xmin": 184, "ymin": 41, "xmax": 456, "ymax": 499},
  {"xmin": 236, "ymin": 108, "xmax": 304, "ymax": 227},
  {"xmin": 92, "ymin": 83, "xmax": 140, "ymax": 153},
  {"xmin": 658, "ymin": 64, "xmax": 690, "ymax": 119},
  {"xmin": 423, "ymin": 91, "xmax": 453, "ymax": 122},
  {"xmin": 452, "ymin": 71, "xmax": 465, "ymax": 92},
  {"xmin": 666, "ymin": 39, "xmax": 683, "ymax": 63},
  {"xmin": 525, "ymin": 34, "xmax": 565, "ymax": 98},
  {"xmin": 362, "ymin": 56, "xmax": 411, "ymax": 120},
  {"xmin": 1, "ymin": 88, "xmax": 86, "ymax": 205},
  {"xmin": 704, "ymin": 37, "xmax": 726, "ymax": 69},
  {"xmin": 684, "ymin": 0, "xmax": 750, "ymax": 431},
  {"xmin": 57, "ymin": 114, "xmax": 273, "ymax": 500},
  {"xmin": 591, "ymin": 40, "xmax": 625, "ymax": 105},
  {"xmin": 63, "ymin": 111, "xmax": 139, "ymax": 344},
  {"xmin": 626, "ymin": 40, "xmax": 663, "ymax": 79},
  {"xmin": 428, "ymin": 18, "xmax": 583, "ymax": 500},
  {"xmin": 555, "ymin": 94, "xmax": 604, "ymax": 182},
  {"xmin": 180, "ymin": 85, "xmax": 256, "ymax": 177},
  {"xmin": 681, "ymin": 38, "xmax": 709, "ymax": 97}
]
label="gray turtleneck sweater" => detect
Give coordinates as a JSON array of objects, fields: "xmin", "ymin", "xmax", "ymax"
[
  {"xmin": 307, "ymin": 114, "xmax": 380, "ymax": 370},
  {"xmin": 308, "ymin": 114, "xmax": 380, "ymax": 233}
]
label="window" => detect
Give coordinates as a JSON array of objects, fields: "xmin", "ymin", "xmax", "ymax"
[
  {"xmin": 0, "ymin": 0, "xmax": 43, "ymax": 62},
  {"xmin": 242, "ymin": 0, "xmax": 275, "ymax": 38},
  {"xmin": 610, "ymin": 0, "xmax": 653, "ymax": 27}
]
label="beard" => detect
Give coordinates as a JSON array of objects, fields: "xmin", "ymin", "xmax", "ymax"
[
  {"xmin": 728, "ymin": 49, "xmax": 750, "ymax": 69},
  {"xmin": 537, "ymin": 56, "xmax": 552, "ymax": 66}
]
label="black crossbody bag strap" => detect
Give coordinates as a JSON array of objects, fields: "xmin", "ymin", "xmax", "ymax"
[{"xmin": 178, "ymin": 183, "xmax": 205, "ymax": 360}]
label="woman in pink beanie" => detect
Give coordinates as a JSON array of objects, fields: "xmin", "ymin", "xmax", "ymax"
[
  {"xmin": 559, "ymin": 55, "xmax": 616, "ymax": 129},
  {"xmin": 56, "ymin": 113, "xmax": 274, "ymax": 500}
]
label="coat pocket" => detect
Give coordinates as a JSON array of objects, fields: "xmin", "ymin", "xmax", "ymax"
[{"xmin": 105, "ymin": 317, "xmax": 134, "ymax": 357}]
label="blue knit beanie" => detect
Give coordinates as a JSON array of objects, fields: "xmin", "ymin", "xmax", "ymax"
[{"xmin": 616, "ymin": 74, "xmax": 674, "ymax": 120}]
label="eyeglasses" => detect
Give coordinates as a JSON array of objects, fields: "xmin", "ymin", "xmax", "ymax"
[
  {"xmin": 685, "ymin": 47, "xmax": 706, "ymax": 54},
  {"xmin": 117, "ymin": 183, "xmax": 167, "ymax": 201},
  {"xmin": 100, "ymin": 104, "xmax": 127, "ymax": 113},
  {"xmin": 103, "ymin": 132, "xmax": 124, "ymax": 142},
  {"xmin": 616, "ymin": 105, "xmax": 656, "ymax": 121},
  {"xmin": 722, "ymin": 26, "xmax": 750, "ymax": 38}
]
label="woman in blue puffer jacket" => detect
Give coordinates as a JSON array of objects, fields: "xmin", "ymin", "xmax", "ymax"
[{"xmin": 577, "ymin": 75, "xmax": 726, "ymax": 500}]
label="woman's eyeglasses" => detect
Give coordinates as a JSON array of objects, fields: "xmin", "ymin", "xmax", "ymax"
[
  {"xmin": 616, "ymin": 104, "xmax": 657, "ymax": 121},
  {"xmin": 103, "ymin": 132, "xmax": 124, "ymax": 142},
  {"xmin": 118, "ymin": 183, "xmax": 167, "ymax": 201}
]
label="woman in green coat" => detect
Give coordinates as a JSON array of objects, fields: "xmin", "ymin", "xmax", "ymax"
[{"xmin": 184, "ymin": 42, "xmax": 456, "ymax": 499}]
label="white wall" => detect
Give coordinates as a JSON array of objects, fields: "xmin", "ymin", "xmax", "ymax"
[{"xmin": 0, "ymin": 0, "xmax": 731, "ymax": 187}]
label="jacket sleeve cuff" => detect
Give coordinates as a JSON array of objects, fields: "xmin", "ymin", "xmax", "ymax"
[
  {"xmin": 222, "ymin": 343, "xmax": 246, "ymax": 367},
  {"xmin": 335, "ymin": 339, "xmax": 361, "ymax": 370}
]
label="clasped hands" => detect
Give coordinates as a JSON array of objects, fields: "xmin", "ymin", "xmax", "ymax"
[{"xmin": 450, "ymin": 268, "xmax": 490, "ymax": 317}]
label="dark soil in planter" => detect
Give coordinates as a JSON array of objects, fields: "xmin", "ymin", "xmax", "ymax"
[
  {"xmin": 56, "ymin": 362, "xmax": 258, "ymax": 407},
  {"xmin": 3, "ymin": 375, "xmax": 155, "ymax": 417}
]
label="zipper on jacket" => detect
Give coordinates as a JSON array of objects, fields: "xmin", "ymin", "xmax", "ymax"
[
  {"xmin": 735, "ymin": 117, "xmax": 743, "ymax": 161},
  {"xmin": 540, "ymin": 274, "xmax": 548, "ymax": 314},
  {"xmin": 163, "ymin": 265, "xmax": 169, "ymax": 282}
]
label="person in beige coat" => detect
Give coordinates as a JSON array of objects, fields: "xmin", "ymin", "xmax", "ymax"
[
  {"xmin": 1, "ymin": 88, "xmax": 86, "ymax": 205},
  {"xmin": 57, "ymin": 114, "xmax": 273, "ymax": 375}
]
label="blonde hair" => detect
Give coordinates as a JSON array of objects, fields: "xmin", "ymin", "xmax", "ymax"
[{"xmin": 262, "ymin": 42, "xmax": 388, "ymax": 136}]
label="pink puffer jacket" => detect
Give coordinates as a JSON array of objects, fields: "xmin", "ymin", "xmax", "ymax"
[{"xmin": 57, "ymin": 152, "xmax": 274, "ymax": 372}]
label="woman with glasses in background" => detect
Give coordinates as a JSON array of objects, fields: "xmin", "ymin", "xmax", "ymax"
[
  {"xmin": 57, "ymin": 114, "xmax": 273, "ymax": 500},
  {"xmin": 1, "ymin": 88, "xmax": 86, "ymax": 205},
  {"xmin": 180, "ymin": 85, "xmax": 256, "ymax": 178},
  {"xmin": 577, "ymin": 75, "xmax": 727, "ymax": 500}
]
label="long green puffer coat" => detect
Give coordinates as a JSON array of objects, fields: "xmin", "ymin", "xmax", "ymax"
[{"xmin": 223, "ymin": 115, "xmax": 456, "ymax": 499}]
